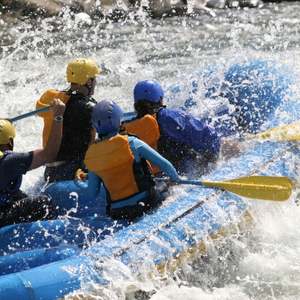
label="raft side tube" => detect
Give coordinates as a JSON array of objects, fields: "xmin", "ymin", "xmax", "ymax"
[
  {"xmin": 0, "ymin": 256, "xmax": 92, "ymax": 300},
  {"xmin": 0, "ymin": 246, "xmax": 80, "ymax": 276}
]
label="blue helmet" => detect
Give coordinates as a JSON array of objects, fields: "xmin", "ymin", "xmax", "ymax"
[
  {"xmin": 92, "ymin": 100, "xmax": 123, "ymax": 135},
  {"xmin": 134, "ymin": 80, "xmax": 164, "ymax": 104}
]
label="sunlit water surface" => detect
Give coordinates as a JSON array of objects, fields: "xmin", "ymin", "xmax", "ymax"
[{"xmin": 1, "ymin": 3, "xmax": 300, "ymax": 299}]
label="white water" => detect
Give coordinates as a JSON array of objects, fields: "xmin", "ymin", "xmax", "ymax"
[{"xmin": 1, "ymin": 3, "xmax": 300, "ymax": 299}]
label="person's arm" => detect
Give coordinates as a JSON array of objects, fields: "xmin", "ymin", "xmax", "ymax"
[
  {"xmin": 131, "ymin": 138, "xmax": 180, "ymax": 182},
  {"xmin": 157, "ymin": 108, "xmax": 220, "ymax": 156},
  {"xmin": 86, "ymin": 171, "xmax": 102, "ymax": 199},
  {"xmin": 29, "ymin": 99, "xmax": 65, "ymax": 170}
]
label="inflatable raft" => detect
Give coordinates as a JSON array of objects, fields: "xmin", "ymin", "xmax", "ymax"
[{"xmin": 0, "ymin": 60, "xmax": 296, "ymax": 299}]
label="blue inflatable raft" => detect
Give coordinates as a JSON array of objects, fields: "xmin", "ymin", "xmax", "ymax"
[{"xmin": 0, "ymin": 60, "xmax": 296, "ymax": 299}]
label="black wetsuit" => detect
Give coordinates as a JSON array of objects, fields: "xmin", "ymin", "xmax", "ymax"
[{"xmin": 44, "ymin": 92, "xmax": 95, "ymax": 182}]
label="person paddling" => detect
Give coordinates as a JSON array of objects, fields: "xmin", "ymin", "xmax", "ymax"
[
  {"xmin": 122, "ymin": 80, "xmax": 221, "ymax": 175},
  {"xmin": 84, "ymin": 100, "xmax": 180, "ymax": 220},
  {"xmin": 36, "ymin": 58, "xmax": 100, "ymax": 182},
  {"xmin": 0, "ymin": 100, "xmax": 65, "ymax": 227}
]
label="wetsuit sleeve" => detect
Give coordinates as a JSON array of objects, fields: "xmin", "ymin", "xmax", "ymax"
[
  {"xmin": 157, "ymin": 108, "xmax": 220, "ymax": 156},
  {"xmin": 131, "ymin": 138, "xmax": 180, "ymax": 182},
  {"xmin": 86, "ymin": 171, "xmax": 102, "ymax": 198},
  {"xmin": 2, "ymin": 152, "xmax": 33, "ymax": 178}
]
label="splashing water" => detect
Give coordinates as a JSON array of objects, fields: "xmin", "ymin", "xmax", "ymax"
[{"xmin": 2, "ymin": 3, "xmax": 300, "ymax": 299}]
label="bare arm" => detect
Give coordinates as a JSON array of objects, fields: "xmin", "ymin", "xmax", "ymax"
[{"xmin": 29, "ymin": 99, "xmax": 65, "ymax": 170}]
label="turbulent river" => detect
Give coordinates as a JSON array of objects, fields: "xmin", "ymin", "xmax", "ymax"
[{"xmin": 1, "ymin": 2, "xmax": 300, "ymax": 299}]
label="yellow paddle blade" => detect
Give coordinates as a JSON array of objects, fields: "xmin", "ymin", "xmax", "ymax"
[
  {"xmin": 202, "ymin": 176, "xmax": 293, "ymax": 201},
  {"xmin": 255, "ymin": 121, "xmax": 300, "ymax": 142}
]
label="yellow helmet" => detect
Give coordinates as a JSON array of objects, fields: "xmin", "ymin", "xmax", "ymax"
[
  {"xmin": 0, "ymin": 120, "xmax": 16, "ymax": 145},
  {"xmin": 66, "ymin": 58, "xmax": 100, "ymax": 85}
]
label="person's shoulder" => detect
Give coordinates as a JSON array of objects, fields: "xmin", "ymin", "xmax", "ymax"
[
  {"xmin": 37, "ymin": 89, "xmax": 69, "ymax": 109},
  {"xmin": 159, "ymin": 107, "xmax": 185, "ymax": 115},
  {"xmin": 128, "ymin": 136, "xmax": 145, "ymax": 148},
  {"xmin": 1, "ymin": 151, "xmax": 33, "ymax": 169},
  {"xmin": 39, "ymin": 89, "xmax": 62, "ymax": 100},
  {"xmin": 143, "ymin": 114, "xmax": 156, "ymax": 120},
  {"xmin": 73, "ymin": 96, "xmax": 94, "ymax": 109},
  {"xmin": 2, "ymin": 151, "xmax": 22, "ymax": 159},
  {"xmin": 157, "ymin": 107, "xmax": 187, "ymax": 121},
  {"xmin": 9, "ymin": 151, "xmax": 33, "ymax": 160},
  {"xmin": 140, "ymin": 114, "xmax": 159, "ymax": 128}
]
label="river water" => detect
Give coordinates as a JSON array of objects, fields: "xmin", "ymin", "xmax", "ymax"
[{"xmin": 1, "ymin": 2, "xmax": 300, "ymax": 299}]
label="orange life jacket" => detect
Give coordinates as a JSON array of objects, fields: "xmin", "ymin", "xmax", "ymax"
[
  {"xmin": 84, "ymin": 134, "xmax": 153, "ymax": 202},
  {"xmin": 122, "ymin": 114, "xmax": 160, "ymax": 174},
  {"xmin": 123, "ymin": 114, "xmax": 160, "ymax": 150},
  {"xmin": 36, "ymin": 89, "xmax": 70, "ymax": 147}
]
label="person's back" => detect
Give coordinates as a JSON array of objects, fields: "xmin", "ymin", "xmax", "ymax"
[
  {"xmin": 85, "ymin": 100, "xmax": 180, "ymax": 220},
  {"xmin": 36, "ymin": 58, "xmax": 100, "ymax": 182},
  {"xmin": 56, "ymin": 93, "xmax": 93, "ymax": 162},
  {"xmin": 85, "ymin": 134, "xmax": 156, "ymax": 219}
]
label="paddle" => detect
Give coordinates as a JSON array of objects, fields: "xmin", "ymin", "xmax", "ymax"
[
  {"xmin": 9, "ymin": 107, "xmax": 50, "ymax": 123},
  {"xmin": 251, "ymin": 120, "xmax": 300, "ymax": 142},
  {"xmin": 158, "ymin": 175, "xmax": 293, "ymax": 201},
  {"xmin": 8, "ymin": 107, "xmax": 136, "ymax": 123}
]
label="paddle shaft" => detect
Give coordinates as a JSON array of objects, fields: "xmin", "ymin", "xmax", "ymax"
[
  {"xmin": 177, "ymin": 179, "xmax": 204, "ymax": 186},
  {"xmin": 8, "ymin": 107, "xmax": 136, "ymax": 123},
  {"xmin": 156, "ymin": 178, "xmax": 205, "ymax": 187},
  {"xmin": 9, "ymin": 107, "xmax": 50, "ymax": 123}
]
